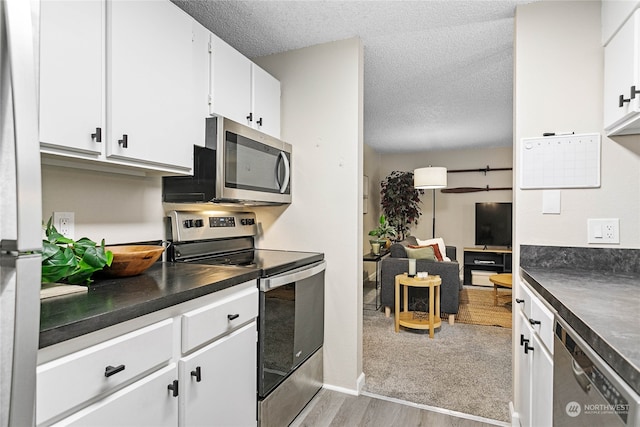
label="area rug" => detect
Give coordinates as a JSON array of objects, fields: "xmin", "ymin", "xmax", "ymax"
[
  {"xmin": 445, "ymin": 288, "xmax": 512, "ymax": 328},
  {"xmin": 362, "ymin": 305, "xmax": 513, "ymax": 423}
]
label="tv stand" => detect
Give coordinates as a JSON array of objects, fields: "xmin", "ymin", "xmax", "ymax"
[{"xmin": 463, "ymin": 247, "xmax": 512, "ymax": 286}]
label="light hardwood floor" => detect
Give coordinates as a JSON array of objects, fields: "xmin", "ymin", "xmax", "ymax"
[{"xmin": 290, "ymin": 389, "xmax": 508, "ymax": 427}]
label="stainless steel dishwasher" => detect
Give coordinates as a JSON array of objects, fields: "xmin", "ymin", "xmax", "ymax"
[{"xmin": 553, "ymin": 316, "xmax": 639, "ymax": 426}]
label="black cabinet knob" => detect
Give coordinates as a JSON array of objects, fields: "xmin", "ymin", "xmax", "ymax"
[
  {"xmin": 529, "ymin": 318, "xmax": 541, "ymax": 326},
  {"xmin": 524, "ymin": 343, "xmax": 534, "ymax": 354},
  {"xmin": 619, "ymin": 94, "xmax": 631, "ymax": 108},
  {"xmin": 631, "ymin": 85, "xmax": 640, "ymax": 100},
  {"xmin": 520, "ymin": 334, "xmax": 528, "ymax": 347},
  {"xmin": 104, "ymin": 364, "xmax": 125, "ymax": 377},
  {"xmin": 257, "ymin": 117, "xmax": 263, "ymax": 126},
  {"xmin": 227, "ymin": 313, "xmax": 240, "ymax": 321},
  {"xmin": 246, "ymin": 112, "xmax": 253, "ymax": 122},
  {"xmin": 515, "ymin": 298, "xmax": 524, "ymax": 304},
  {"xmin": 91, "ymin": 127, "xmax": 102, "ymax": 142},
  {"xmin": 118, "ymin": 134, "xmax": 128, "ymax": 148},
  {"xmin": 167, "ymin": 380, "xmax": 179, "ymax": 397},
  {"xmin": 190, "ymin": 366, "xmax": 202, "ymax": 382}
]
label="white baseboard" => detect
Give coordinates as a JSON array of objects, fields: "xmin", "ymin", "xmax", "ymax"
[{"xmin": 323, "ymin": 381, "xmax": 360, "ymax": 396}]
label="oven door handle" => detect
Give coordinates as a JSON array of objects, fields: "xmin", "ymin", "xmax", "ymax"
[{"xmin": 260, "ymin": 261, "xmax": 326, "ymax": 291}]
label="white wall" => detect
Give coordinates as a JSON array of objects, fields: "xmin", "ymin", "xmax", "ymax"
[
  {"xmin": 363, "ymin": 143, "xmax": 382, "ymax": 279},
  {"xmin": 514, "ymin": 1, "xmax": 640, "ymax": 253},
  {"xmin": 253, "ymin": 38, "xmax": 365, "ymax": 393},
  {"xmin": 41, "ymin": 164, "xmax": 165, "ymax": 244},
  {"xmin": 378, "ymin": 146, "xmax": 513, "ymax": 260}
]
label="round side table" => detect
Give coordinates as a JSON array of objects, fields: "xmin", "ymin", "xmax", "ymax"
[
  {"xmin": 394, "ymin": 273, "xmax": 442, "ymax": 338},
  {"xmin": 489, "ymin": 273, "xmax": 512, "ymax": 306}
]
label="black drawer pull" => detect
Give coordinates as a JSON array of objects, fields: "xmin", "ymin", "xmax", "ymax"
[
  {"xmin": 515, "ymin": 298, "xmax": 524, "ymax": 304},
  {"xmin": 191, "ymin": 366, "xmax": 202, "ymax": 382},
  {"xmin": 227, "ymin": 313, "xmax": 240, "ymax": 321},
  {"xmin": 104, "ymin": 364, "xmax": 125, "ymax": 377},
  {"xmin": 631, "ymin": 85, "xmax": 640, "ymax": 100},
  {"xmin": 246, "ymin": 112, "xmax": 253, "ymax": 122},
  {"xmin": 257, "ymin": 117, "xmax": 263, "ymax": 126},
  {"xmin": 529, "ymin": 318, "xmax": 541, "ymax": 326},
  {"xmin": 168, "ymin": 380, "xmax": 179, "ymax": 397}
]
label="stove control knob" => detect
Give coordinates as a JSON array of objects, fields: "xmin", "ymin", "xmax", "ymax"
[
  {"xmin": 183, "ymin": 219, "xmax": 194, "ymax": 229},
  {"xmin": 194, "ymin": 219, "xmax": 204, "ymax": 228}
]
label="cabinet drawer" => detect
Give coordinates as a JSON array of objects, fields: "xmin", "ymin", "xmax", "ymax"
[
  {"xmin": 530, "ymin": 295, "xmax": 554, "ymax": 354},
  {"xmin": 37, "ymin": 319, "xmax": 173, "ymax": 424},
  {"xmin": 182, "ymin": 285, "xmax": 258, "ymax": 353},
  {"xmin": 51, "ymin": 364, "xmax": 178, "ymax": 427}
]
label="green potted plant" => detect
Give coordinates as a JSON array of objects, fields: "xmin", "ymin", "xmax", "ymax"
[
  {"xmin": 379, "ymin": 171, "xmax": 424, "ymax": 240},
  {"xmin": 368, "ymin": 214, "xmax": 397, "ymax": 254},
  {"xmin": 41, "ymin": 217, "xmax": 113, "ymax": 285}
]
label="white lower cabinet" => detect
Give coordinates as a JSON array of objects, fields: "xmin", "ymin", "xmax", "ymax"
[
  {"xmin": 180, "ymin": 322, "xmax": 257, "ymax": 427},
  {"xmin": 514, "ymin": 279, "xmax": 554, "ymax": 427},
  {"xmin": 37, "ymin": 281, "xmax": 258, "ymax": 427}
]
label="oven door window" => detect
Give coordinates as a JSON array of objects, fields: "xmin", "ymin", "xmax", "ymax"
[
  {"xmin": 260, "ymin": 284, "xmax": 295, "ymax": 397},
  {"xmin": 225, "ymin": 131, "xmax": 290, "ymax": 195}
]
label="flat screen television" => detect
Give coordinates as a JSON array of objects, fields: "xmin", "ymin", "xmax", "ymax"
[{"xmin": 475, "ymin": 202, "xmax": 512, "ymax": 248}]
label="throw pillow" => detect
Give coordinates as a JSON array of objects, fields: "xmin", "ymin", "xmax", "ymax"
[
  {"xmin": 404, "ymin": 246, "xmax": 437, "ymax": 261},
  {"xmin": 416, "ymin": 237, "xmax": 451, "ymax": 261},
  {"xmin": 409, "ymin": 243, "xmax": 443, "ymax": 261}
]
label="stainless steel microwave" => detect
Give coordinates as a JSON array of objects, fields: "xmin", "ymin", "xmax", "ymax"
[{"xmin": 163, "ymin": 117, "xmax": 291, "ymax": 205}]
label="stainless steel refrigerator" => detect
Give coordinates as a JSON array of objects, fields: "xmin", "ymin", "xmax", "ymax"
[{"xmin": 1, "ymin": 0, "xmax": 42, "ymax": 425}]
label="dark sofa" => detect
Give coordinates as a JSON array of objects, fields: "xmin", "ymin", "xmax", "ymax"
[{"xmin": 380, "ymin": 236, "xmax": 462, "ymax": 324}]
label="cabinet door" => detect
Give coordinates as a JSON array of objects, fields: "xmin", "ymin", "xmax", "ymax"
[
  {"xmin": 179, "ymin": 322, "xmax": 257, "ymax": 427},
  {"xmin": 604, "ymin": 10, "xmax": 640, "ymax": 132},
  {"xmin": 209, "ymin": 34, "xmax": 252, "ymax": 127},
  {"xmin": 53, "ymin": 364, "xmax": 178, "ymax": 427},
  {"xmin": 516, "ymin": 311, "xmax": 532, "ymax": 427},
  {"xmin": 39, "ymin": 0, "xmax": 103, "ymax": 156},
  {"xmin": 252, "ymin": 64, "xmax": 281, "ymax": 138},
  {"xmin": 191, "ymin": 20, "xmax": 210, "ymax": 148},
  {"xmin": 531, "ymin": 333, "xmax": 553, "ymax": 427},
  {"xmin": 108, "ymin": 0, "xmax": 193, "ymax": 172}
]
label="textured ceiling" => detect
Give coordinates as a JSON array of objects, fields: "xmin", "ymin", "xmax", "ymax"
[{"xmin": 172, "ymin": 0, "xmax": 536, "ymax": 153}]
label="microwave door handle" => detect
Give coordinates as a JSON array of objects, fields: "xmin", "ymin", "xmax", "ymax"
[{"xmin": 278, "ymin": 151, "xmax": 290, "ymax": 194}]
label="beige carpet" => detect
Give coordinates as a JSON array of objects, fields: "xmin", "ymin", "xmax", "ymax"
[{"xmin": 445, "ymin": 287, "xmax": 512, "ymax": 328}]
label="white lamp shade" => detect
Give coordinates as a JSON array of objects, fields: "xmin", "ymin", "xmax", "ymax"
[{"xmin": 414, "ymin": 167, "xmax": 447, "ymax": 189}]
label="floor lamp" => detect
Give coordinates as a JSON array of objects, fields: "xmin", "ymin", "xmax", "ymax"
[{"xmin": 414, "ymin": 166, "xmax": 447, "ymax": 238}]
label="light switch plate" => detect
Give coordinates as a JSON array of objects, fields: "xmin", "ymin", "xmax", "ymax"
[{"xmin": 587, "ymin": 218, "xmax": 619, "ymax": 244}]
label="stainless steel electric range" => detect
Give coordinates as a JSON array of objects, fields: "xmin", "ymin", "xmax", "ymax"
[{"xmin": 166, "ymin": 210, "xmax": 325, "ymax": 427}]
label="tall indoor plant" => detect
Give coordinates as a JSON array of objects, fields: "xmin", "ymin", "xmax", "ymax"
[{"xmin": 379, "ymin": 171, "xmax": 424, "ymax": 240}]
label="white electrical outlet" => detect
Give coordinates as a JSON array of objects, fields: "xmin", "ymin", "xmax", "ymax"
[
  {"xmin": 53, "ymin": 212, "xmax": 75, "ymax": 239},
  {"xmin": 587, "ymin": 218, "xmax": 619, "ymax": 244}
]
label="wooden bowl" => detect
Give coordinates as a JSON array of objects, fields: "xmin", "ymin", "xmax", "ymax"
[{"xmin": 102, "ymin": 245, "xmax": 164, "ymax": 277}]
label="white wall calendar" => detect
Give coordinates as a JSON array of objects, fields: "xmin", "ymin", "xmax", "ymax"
[{"xmin": 519, "ymin": 133, "xmax": 601, "ymax": 189}]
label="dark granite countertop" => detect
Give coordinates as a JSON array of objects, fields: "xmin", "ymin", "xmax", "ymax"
[
  {"xmin": 520, "ymin": 266, "xmax": 640, "ymax": 395},
  {"xmin": 39, "ymin": 262, "xmax": 260, "ymax": 349}
]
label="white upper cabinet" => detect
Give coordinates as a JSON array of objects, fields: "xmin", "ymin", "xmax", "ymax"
[
  {"xmin": 604, "ymin": 9, "xmax": 640, "ymax": 136},
  {"xmin": 209, "ymin": 34, "xmax": 281, "ymax": 138},
  {"xmin": 209, "ymin": 35, "xmax": 252, "ymax": 126},
  {"xmin": 252, "ymin": 64, "xmax": 281, "ymax": 138},
  {"xmin": 602, "ymin": 0, "xmax": 640, "ymax": 46},
  {"xmin": 39, "ymin": 0, "xmax": 198, "ymax": 174},
  {"xmin": 107, "ymin": 0, "xmax": 193, "ymax": 170},
  {"xmin": 39, "ymin": 0, "xmax": 103, "ymax": 156}
]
